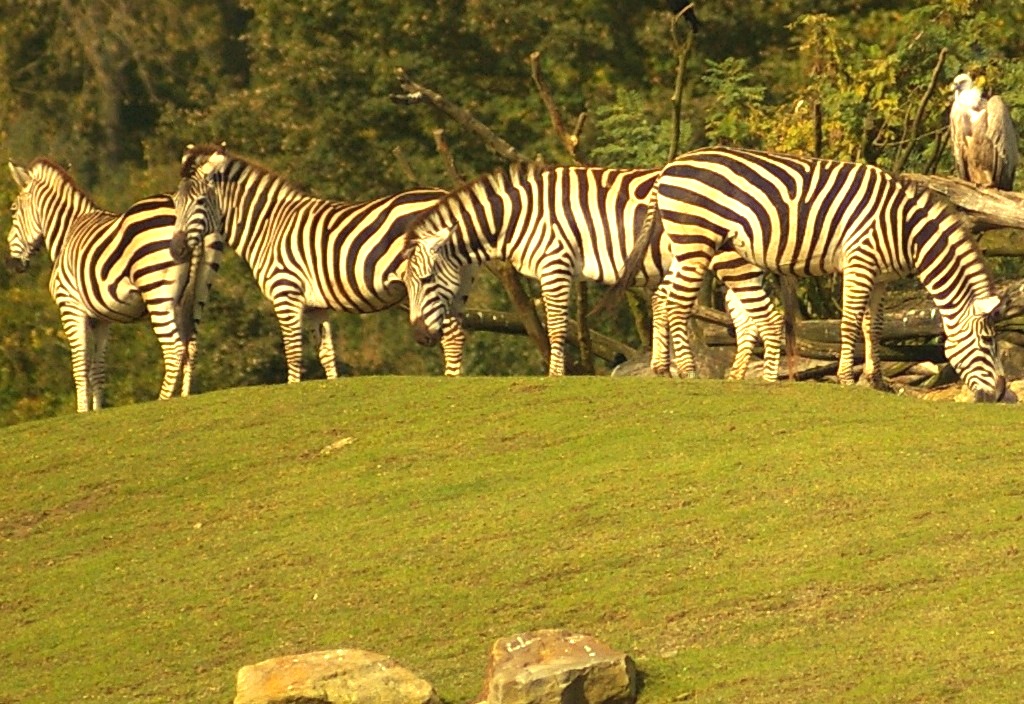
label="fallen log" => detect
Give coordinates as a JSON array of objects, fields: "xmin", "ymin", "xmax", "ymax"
[
  {"xmin": 703, "ymin": 330, "xmax": 947, "ymax": 363},
  {"xmin": 460, "ymin": 309, "xmax": 639, "ymax": 364},
  {"xmin": 976, "ymin": 231, "xmax": 1024, "ymax": 258}
]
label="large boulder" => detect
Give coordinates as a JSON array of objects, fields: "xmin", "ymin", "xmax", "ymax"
[
  {"xmin": 481, "ymin": 630, "xmax": 636, "ymax": 704},
  {"xmin": 234, "ymin": 648, "xmax": 440, "ymax": 704}
]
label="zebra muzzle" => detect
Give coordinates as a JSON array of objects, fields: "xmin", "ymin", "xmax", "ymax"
[
  {"xmin": 973, "ymin": 374, "xmax": 1008, "ymax": 403},
  {"xmin": 412, "ymin": 319, "xmax": 441, "ymax": 347}
]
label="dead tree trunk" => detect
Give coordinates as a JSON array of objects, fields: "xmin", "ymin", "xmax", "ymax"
[{"xmin": 900, "ymin": 173, "xmax": 1024, "ymax": 232}]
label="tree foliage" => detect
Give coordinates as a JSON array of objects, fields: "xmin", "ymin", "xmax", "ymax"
[{"xmin": 1, "ymin": 0, "xmax": 1023, "ymax": 423}]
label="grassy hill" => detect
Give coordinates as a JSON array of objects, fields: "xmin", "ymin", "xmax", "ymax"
[{"xmin": 2, "ymin": 377, "xmax": 1023, "ymax": 703}]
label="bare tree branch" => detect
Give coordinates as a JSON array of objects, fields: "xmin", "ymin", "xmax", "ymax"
[
  {"xmin": 431, "ymin": 129, "xmax": 464, "ymax": 186},
  {"xmin": 391, "ymin": 67, "xmax": 528, "ymax": 163},
  {"xmin": 891, "ymin": 47, "xmax": 947, "ymax": 174},
  {"xmin": 391, "ymin": 146, "xmax": 419, "ymax": 185},
  {"xmin": 668, "ymin": 6, "xmax": 696, "ymax": 160},
  {"xmin": 528, "ymin": 51, "xmax": 581, "ymax": 163}
]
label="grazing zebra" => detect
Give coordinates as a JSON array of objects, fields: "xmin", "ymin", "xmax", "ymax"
[
  {"xmin": 402, "ymin": 162, "xmax": 784, "ymax": 378},
  {"xmin": 613, "ymin": 146, "xmax": 1008, "ymax": 400},
  {"xmin": 5, "ymin": 159, "xmax": 214, "ymax": 412},
  {"xmin": 170, "ymin": 144, "xmax": 468, "ymax": 381}
]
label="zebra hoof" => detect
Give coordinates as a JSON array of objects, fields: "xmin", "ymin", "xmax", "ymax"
[
  {"xmin": 856, "ymin": 373, "xmax": 893, "ymax": 393},
  {"xmin": 652, "ymin": 364, "xmax": 672, "ymax": 377}
]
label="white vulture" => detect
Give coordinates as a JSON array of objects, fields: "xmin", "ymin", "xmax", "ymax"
[{"xmin": 949, "ymin": 73, "xmax": 1019, "ymax": 190}]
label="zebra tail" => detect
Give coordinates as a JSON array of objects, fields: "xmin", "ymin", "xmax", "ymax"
[
  {"xmin": 174, "ymin": 242, "xmax": 204, "ymax": 345},
  {"xmin": 169, "ymin": 231, "xmax": 192, "ymax": 264},
  {"xmin": 589, "ymin": 176, "xmax": 661, "ymax": 319}
]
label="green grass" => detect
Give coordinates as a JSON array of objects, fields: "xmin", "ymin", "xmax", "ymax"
[{"xmin": 2, "ymin": 377, "xmax": 1023, "ymax": 703}]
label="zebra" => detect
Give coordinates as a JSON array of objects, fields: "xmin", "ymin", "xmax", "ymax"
[
  {"xmin": 5, "ymin": 159, "xmax": 215, "ymax": 412},
  {"xmin": 402, "ymin": 162, "xmax": 784, "ymax": 378},
  {"xmin": 169, "ymin": 144, "xmax": 468, "ymax": 381},
  {"xmin": 611, "ymin": 146, "xmax": 1008, "ymax": 400}
]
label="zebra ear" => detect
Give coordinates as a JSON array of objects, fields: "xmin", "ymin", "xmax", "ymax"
[
  {"xmin": 424, "ymin": 226, "xmax": 452, "ymax": 253},
  {"xmin": 8, "ymin": 161, "xmax": 30, "ymax": 189},
  {"xmin": 181, "ymin": 144, "xmax": 195, "ymax": 165}
]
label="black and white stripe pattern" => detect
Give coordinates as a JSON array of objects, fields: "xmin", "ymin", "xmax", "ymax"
[
  {"xmin": 5, "ymin": 159, "xmax": 210, "ymax": 412},
  {"xmin": 171, "ymin": 144, "xmax": 466, "ymax": 380},
  {"xmin": 403, "ymin": 162, "xmax": 781, "ymax": 378},
  {"xmin": 627, "ymin": 147, "xmax": 1006, "ymax": 399}
]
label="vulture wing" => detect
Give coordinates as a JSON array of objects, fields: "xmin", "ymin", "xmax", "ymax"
[
  {"xmin": 949, "ymin": 100, "xmax": 971, "ymax": 181},
  {"xmin": 986, "ymin": 95, "xmax": 1019, "ymax": 190}
]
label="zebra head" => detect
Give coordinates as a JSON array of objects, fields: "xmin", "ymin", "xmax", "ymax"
[
  {"xmin": 5, "ymin": 161, "xmax": 43, "ymax": 273},
  {"xmin": 944, "ymin": 294, "xmax": 1008, "ymax": 402},
  {"xmin": 170, "ymin": 145, "xmax": 227, "ymax": 264},
  {"xmin": 404, "ymin": 226, "xmax": 461, "ymax": 347}
]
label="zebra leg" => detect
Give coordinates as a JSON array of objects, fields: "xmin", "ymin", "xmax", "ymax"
[
  {"xmin": 857, "ymin": 282, "xmax": 892, "ymax": 391},
  {"xmin": 757, "ymin": 307, "xmax": 785, "ymax": 383},
  {"xmin": 710, "ymin": 249, "xmax": 783, "ymax": 382},
  {"xmin": 440, "ymin": 316, "xmax": 466, "ymax": 376},
  {"xmin": 723, "ymin": 288, "xmax": 758, "ymax": 381},
  {"xmin": 539, "ymin": 272, "xmax": 572, "ymax": 376},
  {"xmin": 837, "ymin": 265, "xmax": 876, "ymax": 386},
  {"xmin": 660, "ymin": 259, "xmax": 711, "ymax": 379},
  {"xmin": 650, "ymin": 287, "xmax": 671, "ymax": 376},
  {"xmin": 274, "ymin": 296, "xmax": 306, "ymax": 383},
  {"xmin": 59, "ymin": 309, "xmax": 92, "ymax": 413},
  {"xmin": 438, "ymin": 266, "xmax": 474, "ymax": 377},
  {"xmin": 87, "ymin": 321, "xmax": 111, "ymax": 411},
  {"xmin": 181, "ymin": 337, "xmax": 197, "ymax": 397},
  {"xmin": 309, "ymin": 313, "xmax": 338, "ymax": 380},
  {"xmin": 145, "ymin": 298, "xmax": 187, "ymax": 399},
  {"xmin": 155, "ymin": 333, "xmax": 186, "ymax": 401}
]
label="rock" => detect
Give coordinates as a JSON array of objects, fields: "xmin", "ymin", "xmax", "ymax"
[
  {"xmin": 609, "ymin": 354, "xmax": 657, "ymax": 377},
  {"xmin": 481, "ymin": 629, "xmax": 636, "ymax": 704},
  {"xmin": 234, "ymin": 649, "xmax": 440, "ymax": 704},
  {"xmin": 609, "ymin": 344, "xmax": 739, "ymax": 379}
]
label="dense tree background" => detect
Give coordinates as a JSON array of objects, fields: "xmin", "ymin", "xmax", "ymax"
[{"xmin": 1, "ymin": 0, "xmax": 1022, "ymax": 424}]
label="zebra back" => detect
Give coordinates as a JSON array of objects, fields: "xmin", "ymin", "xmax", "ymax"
[{"xmin": 403, "ymin": 162, "xmax": 666, "ymax": 286}]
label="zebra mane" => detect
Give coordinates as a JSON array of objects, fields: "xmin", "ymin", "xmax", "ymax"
[
  {"xmin": 402, "ymin": 160, "xmax": 544, "ymax": 256},
  {"xmin": 180, "ymin": 144, "xmax": 304, "ymax": 194},
  {"xmin": 26, "ymin": 158, "xmax": 98, "ymax": 209}
]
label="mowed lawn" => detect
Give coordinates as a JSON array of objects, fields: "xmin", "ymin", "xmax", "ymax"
[{"xmin": 1, "ymin": 376, "xmax": 1022, "ymax": 703}]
